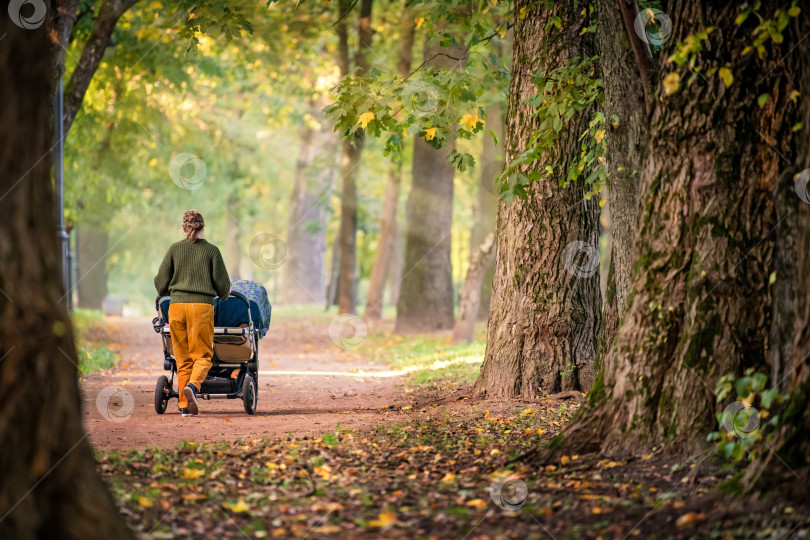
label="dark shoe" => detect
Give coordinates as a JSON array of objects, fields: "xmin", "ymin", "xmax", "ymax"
[
  {"xmin": 180, "ymin": 407, "xmax": 195, "ymax": 418},
  {"xmin": 184, "ymin": 384, "xmax": 199, "ymax": 415}
]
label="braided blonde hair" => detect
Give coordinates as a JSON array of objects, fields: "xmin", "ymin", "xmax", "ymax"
[{"xmin": 182, "ymin": 209, "xmax": 205, "ymax": 242}]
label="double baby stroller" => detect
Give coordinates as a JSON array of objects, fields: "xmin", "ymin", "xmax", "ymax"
[{"xmin": 152, "ymin": 280, "xmax": 271, "ymax": 415}]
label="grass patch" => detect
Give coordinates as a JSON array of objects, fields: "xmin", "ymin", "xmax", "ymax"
[
  {"xmin": 364, "ymin": 324, "xmax": 486, "ymax": 386},
  {"xmin": 71, "ymin": 309, "xmax": 119, "ymax": 375}
]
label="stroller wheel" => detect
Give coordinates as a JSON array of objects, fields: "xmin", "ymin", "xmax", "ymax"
[
  {"xmin": 154, "ymin": 375, "xmax": 170, "ymax": 414},
  {"xmin": 242, "ymin": 375, "xmax": 257, "ymax": 415}
]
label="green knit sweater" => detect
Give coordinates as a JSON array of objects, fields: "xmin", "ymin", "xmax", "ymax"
[{"xmin": 154, "ymin": 239, "xmax": 231, "ymax": 304}]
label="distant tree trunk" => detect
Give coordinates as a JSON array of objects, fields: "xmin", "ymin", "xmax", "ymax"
[
  {"xmin": 0, "ymin": 13, "xmax": 130, "ymax": 538},
  {"xmin": 364, "ymin": 162, "xmax": 402, "ymax": 322},
  {"xmin": 594, "ymin": 0, "xmax": 649, "ymax": 361},
  {"xmin": 561, "ymin": 0, "xmax": 805, "ymax": 456},
  {"xmin": 387, "ymin": 223, "xmax": 403, "ymax": 307},
  {"xmin": 76, "ymin": 226, "xmax": 108, "ymax": 309},
  {"xmin": 470, "ymin": 105, "xmax": 504, "ymax": 320},
  {"xmin": 224, "ymin": 195, "xmax": 241, "ymax": 281},
  {"xmin": 326, "ymin": 232, "xmax": 341, "ymax": 309},
  {"xmin": 282, "ymin": 125, "xmax": 332, "ymax": 304},
  {"xmin": 364, "ymin": 9, "xmax": 415, "ymax": 323},
  {"xmin": 452, "ymin": 233, "xmax": 496, "ymax": 344},
  {"xmin": 474, "ymin": 1, "xmax": 601, "ymax": 398},
  {"xmin": 394, "ymin": 37, "xmax": 465, "ymax": 334},
  {"xmin": 335, "ymin": 0, "xmax": 373, "ymax": 314}
]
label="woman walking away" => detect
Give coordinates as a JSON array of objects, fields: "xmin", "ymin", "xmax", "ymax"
[{"xmin": 154, "ymin": 210, "xmax": 230, "ymax": 417}]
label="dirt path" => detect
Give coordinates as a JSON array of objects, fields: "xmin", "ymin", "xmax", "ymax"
[{"xmin": 81, "ymin": 314, "xmax": 407, "ymax": 450}]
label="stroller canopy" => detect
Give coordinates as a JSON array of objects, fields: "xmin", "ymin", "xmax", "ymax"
[
  {"xmin": 158, "ymin": 279, "xmax": 272, "ymax": 338},
  {"xmin": 225, "ymin": 280, "xmax": 272, "ymax": 338}
]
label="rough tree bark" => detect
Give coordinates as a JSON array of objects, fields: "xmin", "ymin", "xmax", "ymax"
[
  {"xmin": 282, "ymin": 122, "xmax": 334, "ymax": 304},
  {"xmin": 336, "ymin": 0, "xmax": 373, "ymax": 314},
  {"xmin": 471, "ymin": 104, "xmax": 504, "ymax": 320},
  {"xmin": 394, "ymin": 37, "xmax": 465, "ymax": 334},
  {"xmin": 76, "ymin": 226, "xmax": 109, "ymax": 309},
  {"xmin": 452, "ymin": 233, "xmax": 496, "ymax": 344},
  {"xmin": 560, "ymin": 0, "xmax": 806, "ymax": 456},
  {"xmin": 0, "ymin": 12, "xmax": 131, "ymax": 538},
  {"xmin": 363, "ymin": 8, "xmax": 415, "ymax": 323},
  {"xmin": 474, "ymin": 1, "xmax": 601, "ymax": 397},
  {"xmin": 594, "ymin": 0, "xmax": 649, "ymax": 360}
]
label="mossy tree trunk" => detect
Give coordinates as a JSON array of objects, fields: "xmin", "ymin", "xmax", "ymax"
[
  {"xmin": 562, "ymin": 0, "xmax": 807, "ymax": 455},
  {"xmin": 474, "ymin": 0, "xmax": 601, "ymax": 397},
  {"xmin": 594, "ymin": 0, "xmax": 650, "ymax": 360},
  {"xmin": 0, "ymin": 11, "xmax": 131, "ymax": 538}
]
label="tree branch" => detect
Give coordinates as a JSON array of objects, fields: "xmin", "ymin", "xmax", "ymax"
[
  {"xmin": 62, "ymin": 0, "xmax": 139, "ymax": 135},
  {"xmin": 617, "ymin": 0, "xmax": 652, "ymax": 114}
]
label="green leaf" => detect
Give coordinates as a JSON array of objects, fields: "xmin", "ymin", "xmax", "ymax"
[
  {"xmin": 758, "ymin": 94, "xmax": 769, "ymax": 107},
  {"xmin": 552, "ymin": 16, "xmax": 562, "ymax": 30}
]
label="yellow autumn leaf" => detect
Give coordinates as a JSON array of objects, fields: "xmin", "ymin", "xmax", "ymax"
[
  {"xmin": 415, "ymin": 17, "xmax": 425, "ymax": 29},
  {"xmin": 138, "ymin": 497, "xmax": 153, "ymax": 508},
  {"xmin": 460, "ymin": 113, "xmax": 481, "ymax": 131},
  {"xmin": 314, "ymin": 465, "xmax": 332, "ymax": 480},
  {"xmin": 521, "ymin": 408, "xmax": 536, "ymax": 415},
  {"xmin": 441, "ymin": 472, "xmax": 456, "ymax": 483},
  {"xmin": 663, "ymin": 72, "xmax": 681, "ymax": 95},
  {"xmin": 424, "ymin": 127, "xmax": 437, "ymax": 141},
  {"xmin": 536, "ymin": 428, "xmax": 545, "ymax": 435},
  {"xmin": 718, "ymin": 67, "xmax": 734, "ymax": 88},
  {"xmin": 149, "ymin": 158, "xmax": 158, "ymax": 167},
  {"xmin": 466, "ymin": 499, "xmax": 488, "ymax": 509},
  {"xmin": 357, "ymin": 112, "xmax": 375, "ymax": 129},
  {"xmin": 560, "ymin": 455, "xmax": 571, "ymax": 465},
  {"xmin": 182, "ymin": 468, "xmax": 205, "ymax": 479},
  {"xmin": 676, "ymin": 512, "xmax": 706, "ymax": 527},
  {"xmin": 229, "ymin": 498, "xmax": 250, "ymax": 513},
  {"xmin": 369, "ymin": 511, "xmax": 397, "ymax": 527},
  {"xmin": 599, "ymin": 198, "xmax": 606, "ymax": 208},
  {"xmin": 594, "ymin": 129, "xmax": 605, "ymax": 144}
]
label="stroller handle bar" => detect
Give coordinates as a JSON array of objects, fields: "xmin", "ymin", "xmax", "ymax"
[
  {"xmin": 154, "ymin": 290, "xmax": 251, "ymax": 312},
  {"xmin": 159, "ymin": 326, "xmax": 251, "ymax": 336}
]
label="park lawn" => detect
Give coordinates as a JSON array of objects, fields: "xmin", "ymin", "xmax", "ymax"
[
  {"xmin": 95, "ymin": 397, "xmax": 802, "ymax": 539},
  {"xmin": 71, "ymin": 309, "xmax": 119, "ymax": 375},
  {"xmin": 363, "ymin": 323, "xmax": 487, "ymax": 387}
]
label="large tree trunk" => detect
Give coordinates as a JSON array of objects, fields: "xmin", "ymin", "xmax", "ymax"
[
  {"xmin": 76, "ymin": 226, "xmax": 108, "ymax": 309},
  {"xmin": 561, "ymin": 0, "xmax": 806, "ymax": 456},
  {"xmin": 452, "ymin": 233, "xmax": 496, "ymax": 344},
  {"xmin": 282, "ymin": 125, "xmax": 332, "ymax": 305},
  {"xmin": 474, "ymin": 1, "xmax": 601, "ymax": 397},
  {"xmin": 363, "ymin": 8, "xmax": 415, "ymax": 323},
  {"xmin": 471, "ymin": 105, "xmax": 504, "ymax": 321},
  {"xmin": 394, "ymin": 37, "xmax": 465, "ymax": 334},
  {"xmin": 594, "ymin": 0, "xmax": 650, "ymax": 361},
  {"xmin": 387, "ymin": 223, "xmax": 403, "ymax": 307},
  {"xmin": 0, "ymin": 12, "xmax": 130, "ymax": 538},
  {"xmin": 335, "ymin": 0, "xmax": 373, "ymax": 315}
]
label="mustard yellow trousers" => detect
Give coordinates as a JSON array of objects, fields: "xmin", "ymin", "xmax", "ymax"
[{"xmin": 169, "ymin": 303, "xmax": 215, "ymax": 409}]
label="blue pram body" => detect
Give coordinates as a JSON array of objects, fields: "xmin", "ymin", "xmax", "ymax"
[{"xmin": 152, "ymin": 280, "xmax": 271, "ymax": 415}]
